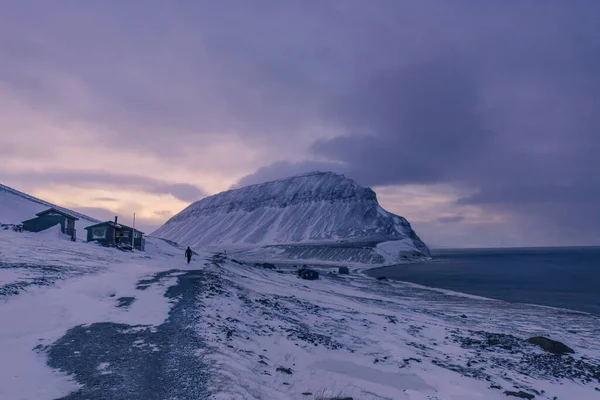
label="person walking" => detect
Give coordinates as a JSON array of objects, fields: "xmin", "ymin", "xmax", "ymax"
[{"xmin": 185, "ymin": 246, "xmax": 193, "ymax": 264}]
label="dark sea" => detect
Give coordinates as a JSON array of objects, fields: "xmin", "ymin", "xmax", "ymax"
[{"xmin": 369, "ymin": 247, "xmax": 600, "ymax": 315}]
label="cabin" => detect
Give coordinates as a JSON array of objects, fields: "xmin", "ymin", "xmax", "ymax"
[
  {"xmin": 22, "ymin": 208, "xmax": 78, "ymax": 241},
  {"xmin": 84, "ymin": 216, "xmax": 145, "ymax": 251}
]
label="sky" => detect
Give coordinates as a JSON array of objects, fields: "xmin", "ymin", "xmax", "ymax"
[{"xmin": 1, "ymin": 1, "xmax": 599, "ymax": 248}]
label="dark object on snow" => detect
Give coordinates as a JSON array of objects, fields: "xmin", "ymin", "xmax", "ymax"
[
  {"xmin": 255, "ymin": 262, "xmax": 276, "ymax": 270},
  {"xmin": 526, "ymin": 336, "xmax": 574, "ymax": 355},
  {"xmin": 461, "ymin": 314, "xmax": 468, "ymax": 319},
  {"xmin": 1, "ymin": 223, "xmax": 22, "ymax": 232},
  {"xmin": 185, "ymin": 247, "xmax": 193, "ymax": 264},
  {"xmin": 85, "ymin": 216, "xmax": 145, "ymax": 250},
  {"xmin": 116, "ymin": 297, "xmax": 135, "ymax": 308},
  {"xmin": 338, "ymin": 266, "xmax": 349, "ymax": 274},
  {"xmin": 276, "ymin": 366, "xmax": 293, "ymax": 374},
  {"xmin": 22, "ymin": 207, "xmax": 78, "ymax": 241},
  {"xmin": 504, "ymin": 390, "xmax": 535, "ymax": 399},
  {"xmin": 297, "ymin": 268, "xmax": 319, "ymax": 280},
  {"xmin": 376, "ymin": 276, "xmax": 388, "ymax": 281}
]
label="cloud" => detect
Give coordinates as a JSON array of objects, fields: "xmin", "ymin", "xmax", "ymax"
[
  {"xmin": 312, "ymin": 57, "xmax": 490, "ymax": 186},
  {"xmin": 0, "ymin": 170, "xmax": 206, "ymax": 202},
  {"xmin": 232, "ymin": 160, "xmax": 347, "ymax": 188},
  {"xmin": 437, "ymin": 216, "xmax": 466, "ymax": 224},
  {"xmin": 237, "ymin": 2, "xmax": 600, "ymax": 245},
  {"xmin": 3, "ymin": 2, "xmax": 600, "ymax": 246},
  {"xmin": 93, "ymin": 197, "xmax": 119, "ymax": 202},
  {"xmin": 72, "ymin": 206, "xmax": 119, "ymax": 223},
  {"xmin": 153, "ymin": 210, "xmax": 174, "ymax": 219},
  {"xmin": 73, "ymin": 206, "xmax": 161, "ymax": 235}
]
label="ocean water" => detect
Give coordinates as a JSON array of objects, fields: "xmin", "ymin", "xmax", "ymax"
[{"xmin": 369, "ymin": 247, "xmax": 600, "ymax": 315}]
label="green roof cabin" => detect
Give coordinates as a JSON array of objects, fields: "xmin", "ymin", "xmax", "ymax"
[
  {"xmin": 22, "ymin": 208, "xmax": 78, "ymax": 241},
  {"xmin": 84, "ymin": 216, "xmax": 145, "ymax": 251}
]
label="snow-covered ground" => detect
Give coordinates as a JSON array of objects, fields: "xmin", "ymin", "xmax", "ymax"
[
  {"xmin": 1, "ymin": 229, "xmax": 599, "ymax": 399},
  {"xmin": 0, "ymin": 184, "xmax": 99, "ymax": 241}
]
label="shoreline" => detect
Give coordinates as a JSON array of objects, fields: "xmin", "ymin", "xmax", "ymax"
[{"xmin": 360, "ymin": 260, "xmax": 600, "ymax": 317}]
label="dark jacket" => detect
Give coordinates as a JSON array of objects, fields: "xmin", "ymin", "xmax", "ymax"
[{"xmin": 185, "ymin": 247, "xmax": 192, "ymax": 258}]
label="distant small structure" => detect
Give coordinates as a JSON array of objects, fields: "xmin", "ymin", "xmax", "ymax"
[
  {"xmin": 22, "ymin": 208, "xmax": 78, "ymax": 241},
  {"xmin": 338, "ymin": 266, "xmax": 349, "ymax": 275},
  {"xmin": 84, "ymin": 216, "xmax": 145, "ymax": 251},
  {"xmin": 297, "ymin": 267, "xmax": 319, "ymax": 280}
]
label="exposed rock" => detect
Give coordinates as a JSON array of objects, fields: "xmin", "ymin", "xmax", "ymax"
[
  {"xmin": 301, "ymin": 392, "xmax": 313, "ymax": 396},
  {"xmin": 461, "ymin": 314, "xmax": 468, "ymax": 319},
  {"xmin": 376, "ymin": 276, "xmax": 387, "ymax": 281},
  {"xmin": 450, "ymin": 330, "xmax": 597, "ymax": 383},
  {"xmin": 527, "ymin": 336, "xmax": 574, "ymax": 355},
  {"xmin": 276, "ymin": 366, "xmax": 293, "ymax": 375},
  {"xmin": 338, "ymin": 266, "xmax": 349, "ymax": 274},
  {"xmin": 504, "ymin": 390, "xmax": 535, "ymax": 399},
  {"xmin": 255, "ymin": 262, "xmax": 276, "ymax": 270},
  {"xmin": 116, "ymin": 296, "xmax": 135, "ymax": 308}
]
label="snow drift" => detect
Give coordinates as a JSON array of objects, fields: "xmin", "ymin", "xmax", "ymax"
[
  {"xmin": 0, "ymin": 183, "xmax": 98, "ymax": 240},
  {"xmin": 153, "ymin": 172, "xmax": 430, "ymax": 264}
]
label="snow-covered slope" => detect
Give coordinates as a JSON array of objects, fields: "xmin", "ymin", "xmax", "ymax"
[
  {"xmin": 0, "ymin": 183, "xmax": 98, "ymax": 240},
  {"xmin": 153, "ymin": 172, "xmax": 430, "ymax": 264},
  {"xmin": 1, "ymin": 229, "xmax": 599, "ymax": 400}
]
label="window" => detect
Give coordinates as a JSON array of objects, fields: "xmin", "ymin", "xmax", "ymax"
[
  {"xmin": 92, "ymin": 227, "xmax": 106, "ymax": 239},
  {"xmin": 134, "ymin": 232, "xmax": 141, "ymax": 239}
]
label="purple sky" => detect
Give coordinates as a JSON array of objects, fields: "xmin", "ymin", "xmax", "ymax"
[{"xmin": 2, "ymin": 1, "xmax": 599, "ymax": 247}]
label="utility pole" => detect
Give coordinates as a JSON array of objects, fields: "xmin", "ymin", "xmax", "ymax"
[{"xmin": 132, "ymin": 212, "xmax": 136, "ymax": 249}]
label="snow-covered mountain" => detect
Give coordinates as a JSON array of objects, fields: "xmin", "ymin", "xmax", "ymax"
[
  {"xmin": 153, "ymin": 172, "xmax": 430, "ymax": 264},
  {"xmin": 0, "ymin": 183, "xmax": 98, "ymax": 240}
]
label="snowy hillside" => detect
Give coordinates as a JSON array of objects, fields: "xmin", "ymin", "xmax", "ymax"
[
  {"xmin": 1, "ymin": 229, "xmax": 599, "ymax": 400},
  {"xmin": 153, "ymin": 172, "xmax": 430, "ymax": 264},
  {"xmin": 0, "ymin": 183, "xmax": 98, "ymax": 240}
]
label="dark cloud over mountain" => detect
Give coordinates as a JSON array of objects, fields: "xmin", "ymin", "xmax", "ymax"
[{"xmin": 2, "ymin": 1, "xmax": 600, "ymax": 246}]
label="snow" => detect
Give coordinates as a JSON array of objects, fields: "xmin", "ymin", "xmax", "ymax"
[
  {"xmin": 153, "ymin": 171, "xmax": 430, "ymax": 264},
  {"xmin": 0, "ymin": 230, "xmax": 189, "ymax": 399},
  {"xmin": 1, "ymin": 228, "xmax": 599, "ymax": 399},
  {"xmin": 0, "ymin": 183, "xmax": 99, "ymax": 240},
  {"xmin": 376, "ymin": 239, "xmax": 417, "ymax": 261},
  {"xmin": 195, "ymin": 258, "xmax": 600, "ymax": 399}
]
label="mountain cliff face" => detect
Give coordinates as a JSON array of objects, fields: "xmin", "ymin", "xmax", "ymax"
[{"xmin": 153, "ymin": 172, "xmax": 430, "ymax": 264}]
